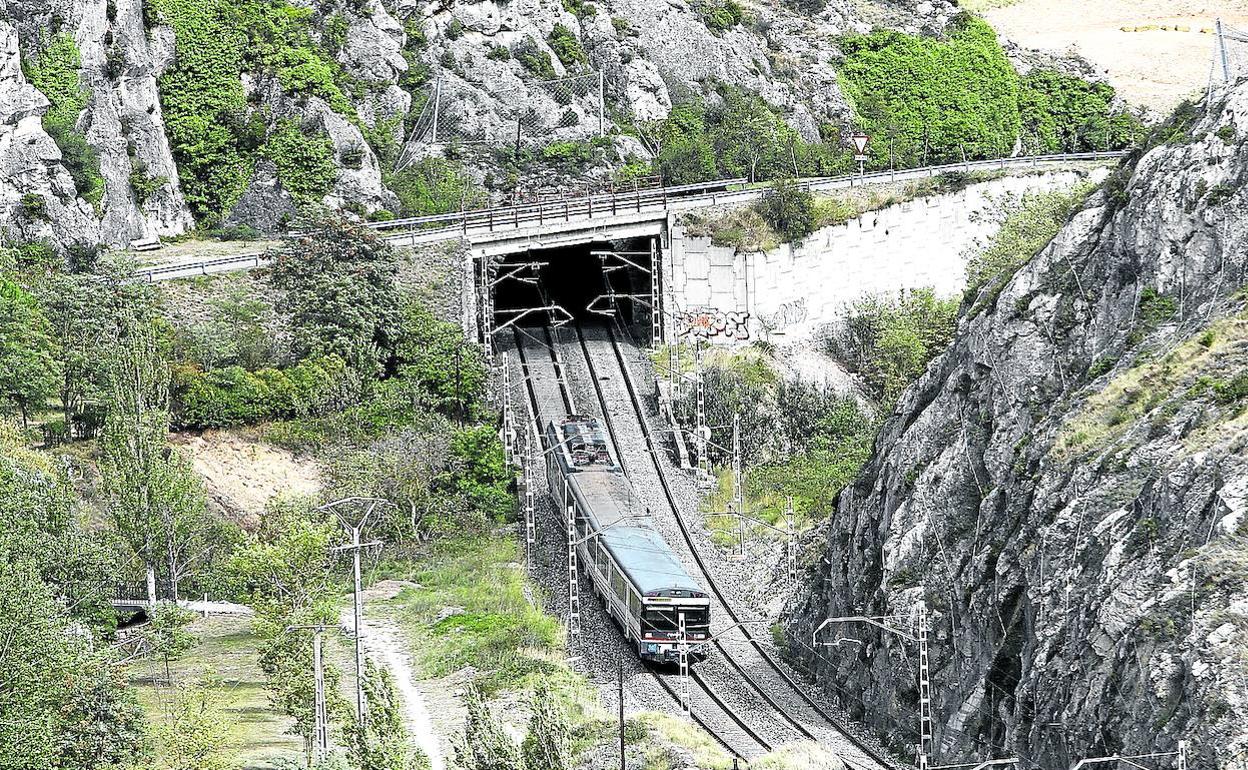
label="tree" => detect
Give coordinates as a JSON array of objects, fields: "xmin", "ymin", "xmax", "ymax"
[
  {"xmin": 153, "ymin": 681, "xmax": 239, "ymax": 770},
  {"xmin": 0, "ymin": 278, "xmax": 60, "ymax": 425},
  {"xmin": 269, "ymin": 212, "xmax": 401, "ymax": 377},
  {"xmin": 100, "ymin": 317, "xmax": 213, "ymax": 602},
  {"xmin": 0, "ymin": 559, "xmax": 146, "ymax": 770},
  {"xmin": 395, "ymin": 300, "xmax": 487, "ymax": 418},
  {"xmin": 226, "ymin": 499, "xmax": 348, "ymax": 754}
]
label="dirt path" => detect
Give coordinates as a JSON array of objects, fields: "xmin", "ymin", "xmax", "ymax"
[
  {"xmin": 985, "ymin": 0, "xmax": 1248, "ymax": 113},
  {"xmin": 345, "ymin": 582, "xmax": 445, "ymax": 770}
]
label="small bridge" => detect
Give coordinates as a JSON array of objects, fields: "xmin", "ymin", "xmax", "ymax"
[
  {"xmin": 111, "ymin": 597, "xmax": 255, "ymax": 616},
  {"xmin": 132, "ymin": 152, "xmax": 1124, "ymax": 281}
]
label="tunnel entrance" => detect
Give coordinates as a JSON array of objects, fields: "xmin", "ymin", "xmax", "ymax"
[{"xmin": 487, "ymin": 237, "xmax": 657, "ymax": 333}]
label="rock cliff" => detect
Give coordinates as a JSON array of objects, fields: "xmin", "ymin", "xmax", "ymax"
[
  {"xmin": 0, "ymin": 0, "xmax": 968, "ymax": 251},
  {"xmin": 787, "ymin": 84, "xmax": 1248, "ymax": 767}
]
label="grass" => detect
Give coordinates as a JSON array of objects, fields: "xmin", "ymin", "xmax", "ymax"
[
  {"xmin": 381, "ymin": 534, "xmax": 581, "ymax": 699},
  {"xmin": 126, "ymin": 615, "xmax": 303, "ymax": 770},
  {"xmin": 641, "ymin": 712, "xmax": 734, "ymax": 769},
  {"xmin": 1054, "ymin": 313, "xmax": 1248, "ymax": 459}
]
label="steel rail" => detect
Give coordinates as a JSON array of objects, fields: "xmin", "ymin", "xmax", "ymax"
[
  {"xmin": 602, "ymin": 323, "xmax": 897, "ymax": 769},
  {"xmin": 510, "ymin": 325, "xmax": 764, "ymax": 761}
]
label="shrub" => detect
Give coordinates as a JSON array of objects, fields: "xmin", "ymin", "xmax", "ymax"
[
  {"xmin": 546, "ymin": 23, "xmax": 586, "ymax": 68},
  {"xmin": 385, "ymin": 157, "xmax": 483, "ymax": 217},
  {"xmin": 829, "ymin": 288, "xmax": 958, "ymax": 405},
  {"xmin": 172, "ymin": 355, "xmax": 352, "ymax": 429},
  {"xmin": 486, "ymin": 44, "xmax": 511, "ymax": 61},
  {"xmin": 755, "ymin": 180, "xmax": 817, "ymax": 243},
  {"xmin": 699, "ymin": 0, "xmax": 743, "ymax": 33},
  {"xmin": 264, "ymin": 120, "xmax": 338, "ymax": 202},
  {"xmin": 395, "ymin": 301, "xmax": 488, "ymax": 418},
  {"xmin": 839, "ymin": 14, "xmax": 1021, "ymax": 166},
  {"xmin": 23, "ymin": 34, "xmax": 105, "ymax": 207},
  {"xmin": 512, "ymin": 36, "xmax": 556, "ymax": 79},
  {"xmin": 20, "ymin": 194, "xmax": 46, "ymax": 219},
  {"xmin": 1018, "ymin": 69, "xmax": 1143, "ymax": 154}
]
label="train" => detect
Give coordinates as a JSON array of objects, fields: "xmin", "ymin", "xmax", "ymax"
[{"xmin": 545, "ymin": 414, "xmax": 711, "ymax": 664}]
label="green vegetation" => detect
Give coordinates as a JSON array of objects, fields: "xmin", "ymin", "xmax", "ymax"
[
  {"xmin": 755, "ymin": 179, "xmax": 817, "ymax": 243},
  {"xmin": 546, "ymin": 23, "xmax": 586, "ymax": 68},
  {"xmin": 23, "ymin": 33, "xmax": 104, "ymax": 208},
  {"xmin": 643, "ymin": 87, "xmax": 852, "ymax": 185},
  {"xmin": 828, "ymin": 288, "xmax": 959, "ymax": 406},
  {"xmin": 265, "ymin": 120, "xmax": 339, "ymax": 201},
  {"xmin": 839, "ymin": 15, "xmax": 1020, "ymax": 165},
  {"xmin": 1018, "ymin": 69, "xmax": 1143, "ymax": 154},
  {"xmin": 697, "ymin": 0, "xmax": 744, "ymax": 33},
  {"xmin": 513, "ymin": 36, "xmax": 556, "ymax": 79},
  {"xmin": 0, "ymin": 278, "xmax": 60, "ymax": 426},
  {"xmin": 149, "ymin": 0, "xmax": 355, "ymax": 223},
  {"xmin": 172, "ymin": 354, "xmax": 352, "ymax": 429},
  {"xmin": 964, "ymin": 183, "xmax": 1095, "ymax": 308},
  {"xmin": 386, "ymin": 157, "xmax": 484, "ymax": 218}
]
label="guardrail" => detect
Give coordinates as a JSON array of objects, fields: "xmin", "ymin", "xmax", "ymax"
[
  {"xmin": 133, "ymin": 251, "xmax": 269, "ymax": 282},
  {"xmin": 133, "ymin": 153, "xmax": 1124, "ymax": 281}
]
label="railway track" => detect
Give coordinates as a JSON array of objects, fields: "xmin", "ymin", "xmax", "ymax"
[
  {"xmin": 575, "ymin": 322, "xmax": 897, "ymax": 770},
  {"xmin": 509, "ymin": 325, "xmax": 772, "ymax": 761}
]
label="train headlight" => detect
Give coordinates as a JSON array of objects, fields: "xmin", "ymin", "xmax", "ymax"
[{"xmin": 646, "ymin": 643, "xmax": 659, "ymax": 654}]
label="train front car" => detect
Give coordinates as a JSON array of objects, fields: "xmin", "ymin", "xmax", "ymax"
[{"xmin": 545, "ymin": 415, "xmax": 712, "ymax": 665}]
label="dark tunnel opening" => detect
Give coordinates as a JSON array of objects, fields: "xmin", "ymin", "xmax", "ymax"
[{"xmin": 490, "ymin": 237, "xmax": 655, "ymax": 329}]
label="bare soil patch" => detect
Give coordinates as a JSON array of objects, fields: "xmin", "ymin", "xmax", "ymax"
[
  {"xmin": 174, "ymin": 430, "xmax": 323, "ymax": 527},
  {"xmin": 984, "ymin": 0, "xmax": 1248, "ymax": 113}
]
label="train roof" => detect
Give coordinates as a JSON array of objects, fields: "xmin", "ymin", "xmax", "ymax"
[{"xmin": 601, "ymin": 526, "xmax": 705, "ymax": 598}]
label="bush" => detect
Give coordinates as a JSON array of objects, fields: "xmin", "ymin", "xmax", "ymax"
[
  {"xmin": 23, "ymin": 34, "xmax": 105, "ymax": 207},
  {"xmin": 486, "ymin": 44, "xmax": 511, "ymax": 61},
  {"xmin": 264, "ymin": 120, "xmax": 338, "ymax": 202},
  {"xmin": 699, "ymin": 0, "xmax": 743, "ymax": 33},
  {"xmin": 172, "ymin": 355, "xmax": 353, "ymax": 429},
  {"xmin": 20, "ymin": 194, "xmax": 46, "ymax": 219},
  {"xmin": 395, "ymin": 301, "xmax": 488, "ymax": 418},
  {"xmin": 385, "ymin": 157, "xmax": 483, "ymax": 217},
  {"xmin": 839, "ymin": 14, "xmax": 1021, "ymax": 166},
  {"xmin": 755, "ymin": 180, "xmax": 817, "ymax": 243},
  {"xmin": 546, "ymin": 23, "xmax": 586, "ymax": 68},
  {"xmin": 512, "ymin": 37, "xmax": 556, "ymax": 79},
  {"xmin": 1018, "ymin": 69, "xmax": 1143, "ymax": 153},
  {"xmin": 829, "ymin": 288, "xmax": 958, "ymax": 406}
]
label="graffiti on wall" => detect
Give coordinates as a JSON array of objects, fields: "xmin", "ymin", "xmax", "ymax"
[
  {"xmin": 760, "ymin": 298, "xmax": 808, "ymax": 331},
  {"xmin": 677, "ymin": 307, "xmax": 751, "ymax": 340}
]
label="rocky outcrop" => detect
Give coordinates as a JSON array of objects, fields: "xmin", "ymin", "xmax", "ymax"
[
  {"xmin": 788, "ymin": 84, "xmax": 1248, "ymax": 768},
  {"xmin": 0, "ymin": 17, "xmax": 100, "ymax": 249}
]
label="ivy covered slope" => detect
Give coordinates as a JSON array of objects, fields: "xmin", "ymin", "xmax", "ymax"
[{"xmin": 788, "ymin": 85, "xmax": 1248, "ymax": 764}]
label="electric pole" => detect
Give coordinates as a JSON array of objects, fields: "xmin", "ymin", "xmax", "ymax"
[
  {"xmin": 321, "ymin": 497, "xmax": 388, "ymax": 729},
  {"xmin": 287, "ymin": 624, "xmax": 334, "ymax": 761},
  {"xmin": 694, "ymin": 339, "xmax": 709, "ymax": 486}
]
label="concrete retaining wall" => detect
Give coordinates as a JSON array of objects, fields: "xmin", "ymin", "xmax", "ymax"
[{"xmin": 665, "ymin": 169, "xmax": 1109, "ymax": 344}]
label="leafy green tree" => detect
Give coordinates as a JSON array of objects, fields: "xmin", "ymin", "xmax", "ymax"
[
  {"xmin": 100, "ymin": 318, "xmax": 213, "ymax": 602},
  {"xmin": 269, "ymin": 213, "xmax": 401, "ymax": 377},
  {"xmin": 153, "ymin": 681, "xmax": 240, "ymax": 770},
  {"xmin": 266, "ymin": 120, "xmax": 339, "ymax": 202},
  {"xmin": 227, "ymin": 498, "xmax": 349, "ymax": 751},
  {"xmin": 0, "ymin": 559, "xmax": 146, "ymax": 770},
  {"xmin": 442, "ymin": 425, "xmax": 515, "ymax": 523},
  {"xmin": 395, "ymin": 300, "xmax": 487, "ymax": 418},
  {"xmin": 0, "ymin": 420, "xmax": 116, "ymax": 625},
  {"xmin": 0, "ymin": 278, "xmax": 60, "ymax": 425}
]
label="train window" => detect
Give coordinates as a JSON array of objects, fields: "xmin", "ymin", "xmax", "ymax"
[
  {"xmin": 642, "ymin": 607, "xmax": 709, "ymax": 633},
  {"xmin": 594, "ymin": 542, "xmax": 607, "ymax": 574},
  {"xmin": 628, "ymin": 591, "xmax": 640, "ymax": 617},
  {"xmin": 612, "ymin": 570, "xmax": 626, "ymax": 599}
]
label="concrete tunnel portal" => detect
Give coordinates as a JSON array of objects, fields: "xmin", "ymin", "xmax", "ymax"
[{"xmin": 485, "ymin": 236, "xmax": 659, "ymax": 335}]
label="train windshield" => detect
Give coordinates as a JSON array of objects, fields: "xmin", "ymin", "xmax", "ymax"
[{"xmin": 642, "ymin": 606, "xmax": 709, "ymax": 632}]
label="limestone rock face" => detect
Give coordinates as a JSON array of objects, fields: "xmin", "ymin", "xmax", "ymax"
[
  {"xmin": 0, "ymin": 19, "xmax": 100, "ymax": 249},
  {"xmin": 788, "ymin": 83, "xmax": 1248, "ymax": 768}
]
